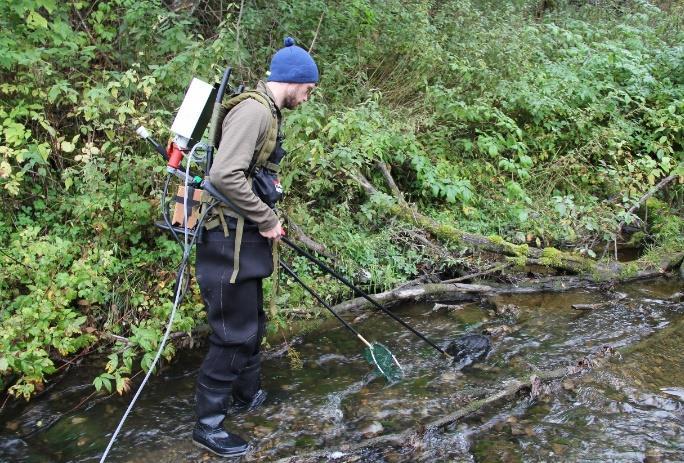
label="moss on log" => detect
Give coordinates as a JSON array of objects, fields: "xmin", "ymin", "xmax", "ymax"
[{"xmin": 351, "ymin": 171, "xmax": 669, "ymax": 282}]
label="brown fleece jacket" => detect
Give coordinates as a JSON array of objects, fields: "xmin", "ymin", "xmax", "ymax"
[{"xmin": 208, "ymin": 82, "xmax": 280, "ymax": 232}]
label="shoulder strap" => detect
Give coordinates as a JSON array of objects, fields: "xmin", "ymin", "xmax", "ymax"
[{"xmin": 221, "ymin": 91, "xmax": 279, "ymax": 175}]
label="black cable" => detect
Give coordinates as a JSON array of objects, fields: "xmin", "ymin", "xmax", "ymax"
[{"xmin": 162, "ymin": 173, "xmax": 182, "ymax": 246}]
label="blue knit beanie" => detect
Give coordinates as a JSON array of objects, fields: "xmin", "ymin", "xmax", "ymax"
[{"xmin": 268, "ymin": 37, "xmax": 319, "ymax": 84}]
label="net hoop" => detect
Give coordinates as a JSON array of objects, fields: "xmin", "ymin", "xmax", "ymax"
[{"xmin": 366, "ymin": 342, "xmax": 404, "ymax": 382}]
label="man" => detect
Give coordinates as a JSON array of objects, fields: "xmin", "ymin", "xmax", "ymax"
[{"xmin": 192, "ymin": 37, "xmax": 318, "ymax": 457}]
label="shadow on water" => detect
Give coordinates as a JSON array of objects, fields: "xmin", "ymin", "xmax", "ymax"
[{"xmin": 1, "ymin": 279, "xmax": 682, "ymax": 462}]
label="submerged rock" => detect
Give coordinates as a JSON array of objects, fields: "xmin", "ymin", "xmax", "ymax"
[
  {"xmin": 483, "ymin": 324, "xmax": 514, "ymax": 338},
  {"xmin": 446, "ymin": 334, "xmax": 491, "ymax": 369},
  {"xmin": 360, "ymin": 421, "xmax": 384, "ymax": 437}
]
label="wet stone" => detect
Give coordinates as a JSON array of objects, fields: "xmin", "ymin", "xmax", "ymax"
[
  {"xmin": 316, "ymin": 353, "xmax": 348, "ymax": 366},
  {"xmin": 433, "ymin": 303, "xmax": 465, "ymax": 311},
  {"xmin": 483, "ymin": 324, "xmax": 514, "ymax": 338},
  {"xmin": 644, "ymin": 447, "xmax": 664, "ymax": 463},
  {"xmin": 509, "ymin": 423, "xmax": 527, "ymax": 436},
  {"xmin": 552, "ymin": 443, "xmax": 569, "ymax": 455},
  {"xmin": 438, "ymin": 371, "xmax": 459, "ymax": 382},
  {"xmin": 661, "ymin": 387, "xmax": 684, "ymax": 400},
  {"xmin": 372, "ymin": 409, "xmax": 392, "ymax": 420},
  {"xmin": 495, "ymin": 303, "xmax": 521, "ymax": 317},
  {"xmin": 446, "ymin": 334, "xmax": 492, "ymax": 369},
  {"xmin": 5, "ymin": 420, "xmax": 19, "ymax": 432},
  {"xmin": 253, "ymin": 426, "xmax": 273, "ymax": 437},
  {"xmin": 667, "ymin": 291, "xmax": 683, "ymax": 302},
  {"xmin": 360, "ymin": 421, "xmax": 384, "ymax": 437}
]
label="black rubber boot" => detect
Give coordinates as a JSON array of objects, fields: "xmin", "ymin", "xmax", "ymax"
[
  {"xmin": 232, "ymin": 359, "xmax": 267, "ymax": 413},
  {"xmin": 232, "ymin": 389, "xmax": 268, "ymax": 413},
  {"xmin": 193, "ymin": 384, "xmax": 249, "ymax": 457}
]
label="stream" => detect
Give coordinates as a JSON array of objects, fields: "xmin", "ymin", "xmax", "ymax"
[{"xmin": 1, "ymin": 278, "xmax": 682, "ymax": 462}]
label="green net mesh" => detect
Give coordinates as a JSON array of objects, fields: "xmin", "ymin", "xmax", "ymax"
[{"xmin": 363, "ymin": 342, "xmax": 403, "ymax": 382}]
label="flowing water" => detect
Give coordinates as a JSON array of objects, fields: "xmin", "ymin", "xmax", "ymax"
[{"xmin": 1, "ymin": 279, "xmax": 683, "ymax": 462}]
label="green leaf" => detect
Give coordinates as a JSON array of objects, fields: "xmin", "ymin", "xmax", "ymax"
[
  {"xmin": 27, "ymin": 10, "xmax": 48, "ymax": 29},
  {"xmin": 48, "ymin": 86, "xmax": 61, "ymax": 104},
  {"xmin": 61, "ymin": 141, "xmax": 75, "ymax": 153},
  {"xmin": 116, "ymin": 376, "xmax": 125, "ymax": 394}
]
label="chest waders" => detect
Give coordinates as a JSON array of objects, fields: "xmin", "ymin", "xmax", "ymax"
[{"xmin": 191, "ymin": 87, "xmax": 287, "ymax": 459}]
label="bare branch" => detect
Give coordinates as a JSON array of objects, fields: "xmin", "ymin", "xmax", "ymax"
[
  {"xmin": 376, "ymin": 161, "xmax": 407, "ymax": 205},
  {"xmin": 441, "ymin": 263, "xmax": 512, "ymax": 284},
  {"xmin": 235, "ymin": 0, "xmax": 246, "ymax": 67},
  {"xmin": 618, "ymin": 170, "xmax": 680, "ymax": 235},
  {"xmin": 309, "ymin": 12, "xmax": 325, "ymax": 53},
  {"xmin": 285, "ymin": 216, "xmax": 340, "ymax": 264}
]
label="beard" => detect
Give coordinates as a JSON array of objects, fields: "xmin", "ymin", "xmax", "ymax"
[{"xmin": 283, "ymin": 89, "xmax": 299, "ymax": 110}]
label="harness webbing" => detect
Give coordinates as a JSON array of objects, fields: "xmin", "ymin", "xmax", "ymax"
[{"xmin": 202, "ymin": 90, "xmax": 280, "ymax": 283}]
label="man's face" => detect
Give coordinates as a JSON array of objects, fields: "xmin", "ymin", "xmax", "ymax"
[{"xmin": 283, "ymin": 83, "xmax": 316, "ymax": 110}]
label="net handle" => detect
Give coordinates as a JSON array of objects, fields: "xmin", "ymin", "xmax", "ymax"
[
  {"xmin": 281, "ymin": 260, "xmax": 397, "ymax": 376},
  {"xmin": 281, "ymin": 236, "xmax": 452, "ymax": 359},
  {"xmin": 280, "ymin": 259, "xmax": 366, "ymax": 342},
  {"xmin": 356, "ymin": 333, "xmax": 372, "ymax": 349}
]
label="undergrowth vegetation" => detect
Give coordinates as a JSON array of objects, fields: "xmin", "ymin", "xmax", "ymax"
[{"xmin": 1, "ymin": 0, "xmax": 682, "ymax": 400}]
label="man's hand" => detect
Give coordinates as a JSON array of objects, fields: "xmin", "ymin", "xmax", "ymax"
[{"xmin": 259, "ymin": 221, "xmax": 284, "ymax": 240}]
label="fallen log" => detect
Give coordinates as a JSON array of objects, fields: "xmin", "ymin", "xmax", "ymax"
[
  {"xmin": 330, "ymin": 282, "xmax": 495, "ymax": 313},
  {"xmin": 441, "ymin": 262, "xmax": 512, "ymax": 284},
  {"xmin": 376, "ymin": 161, "xmax": 408, "ymax": 206},
  {"xmin": 284, "ymin": 216, "xmax": 340, "ymax": 265},
  {"xmin": 617, "ymin": 169, "xmax": 681, "ymax": 236},
  {"xmin": 327, "ymin": 271, "xmax": 667, "ymax": 314},
  {"xmin": 572, "ymin": 292, "xmax": 627, "ymax": 310}
]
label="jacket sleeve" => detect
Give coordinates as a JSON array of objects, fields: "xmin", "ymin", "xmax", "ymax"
[{"xmin": 208, "ymin": 98, "xmax": 279, "ymax": 232}]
